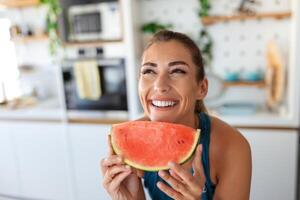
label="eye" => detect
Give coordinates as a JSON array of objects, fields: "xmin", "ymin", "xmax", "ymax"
[
  {"xmin": 170, "ymin": 68, "xmax": 186, "ymax": 74},
  {"xmin": 141, "ymin": 68, "xmax": 156, "ymax": 75}
]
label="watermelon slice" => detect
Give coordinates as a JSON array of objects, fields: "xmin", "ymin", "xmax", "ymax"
[{"xmin": 110, "ymin": 121, "xmax": 200, "ymax": 171}]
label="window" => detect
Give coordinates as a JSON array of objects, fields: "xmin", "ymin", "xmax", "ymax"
[{"xmin": 0, "ymin": 18, "xmax": 20, "ymax": 102}]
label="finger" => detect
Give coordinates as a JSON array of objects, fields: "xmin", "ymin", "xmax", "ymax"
[
  {"xmin": 108, "ymin": 170, "xmax": 132, "ymax": 192},
  {"xmin": 107, "ymin": 134, "xmax": 114, "ymax": 155},
  {"xmin": 132, "ymin": 168, "xmax": 144, "ymax": 178},
  {"xmin": 168, "ymin": 162, "xmax": 197, "ymax": 188},
  {"xmin": 169, "ymin": 169, "xmax": 183, "ymax": 182},
  {"xmin": 158, "ymin": 170, "xmax": 188, "ymax": 196},
  {"xmin": 157, "ymin": 181, "xmax": 183, "ymax": 200},
  {"xmin": 102, "ymin": 155, "xmax": 123, "ymax": 168},
  {"xmin": 100, "ymin": 158, "xmax": 107, "ymax": 175},
  {"xmin": 192, "ymin": 145, "xmax": 205, "ymax": 182},
  {"xmin": 103, "ymin": 165, "xmax": 131, "ymax": 186}
]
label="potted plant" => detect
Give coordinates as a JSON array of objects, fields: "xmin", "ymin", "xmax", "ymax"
[{"xmin": 40, "ymin": 0, "xmax": 61, "ymax": 56}]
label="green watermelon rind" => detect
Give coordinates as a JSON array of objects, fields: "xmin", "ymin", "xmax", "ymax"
[{"xmin": 110, "ymin": 124, "xmax": 201, "ymax": 172}]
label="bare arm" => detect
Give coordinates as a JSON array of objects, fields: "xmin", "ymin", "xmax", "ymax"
[{"xmin": 213, "ymin": 128, "xmax": 252, "ymax": 200}]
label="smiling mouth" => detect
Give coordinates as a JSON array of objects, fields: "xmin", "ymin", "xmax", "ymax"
[{"xmin": 151, "ymin": 100, "xmax": 178, "ymax": 108}]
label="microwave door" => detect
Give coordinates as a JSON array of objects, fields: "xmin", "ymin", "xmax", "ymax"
[{"xmin": 70, "ymin": 13, "xmax": 102, "ymax": 41}]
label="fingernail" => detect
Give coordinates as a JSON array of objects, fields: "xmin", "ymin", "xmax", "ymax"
[
  {"xmin": 117, "ymin": 157, "xmax": 122, "ymax": 162},
  {"xmin": 158, "ymin": 170, "xmax": 166, "ymax": 177},
  {"xmin": 157, "ymin": 182, "xmax": 162, "ymax": 188}
]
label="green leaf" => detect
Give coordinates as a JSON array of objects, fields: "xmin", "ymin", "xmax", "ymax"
[{"xmin": 141, "ymin": 22, "xmax": 173, "ymax": 34}]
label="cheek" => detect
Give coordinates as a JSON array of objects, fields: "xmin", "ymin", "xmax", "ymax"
[
  {"xmin": 176, "ymin": 79, "xmax": 198, "ymax": 96},
  {"xmin": 138, "ymin": 79, "xmax": 146, "ymax": 95},
  {"xmin": 138, "ymin": 79, "xmax": 151, "ymax": 103},
  {"xmin": 175, "ymin": 81, "xmax": 199, "ymax": 107},
  {"xmin": 139, "ymin": 77, "xmax": 153, "ymax": 91}
]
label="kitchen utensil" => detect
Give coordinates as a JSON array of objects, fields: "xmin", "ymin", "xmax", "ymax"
[{"xmin": 265, "ymin": 41, "xmax": 285, "ymax": 111}]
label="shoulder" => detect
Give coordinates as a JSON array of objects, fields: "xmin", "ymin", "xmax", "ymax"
[
  {"xmin": 209, "ymin": 115, "xmax": 251, "ymax": 154},
  {"xmin": 210, "ymin": 116, "xmax": 251, "ymax": 162},
  {"xmin": 209, "ymin": 115, "xmax": 251, "ymax": 176}
]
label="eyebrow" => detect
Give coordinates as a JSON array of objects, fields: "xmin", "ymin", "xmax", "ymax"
[
  {"xmin": 168, "ymin": 61, "xmax": 189, "ymax": 67},
  {"xmin": 142, "ymin": 62, "xmax": 157, "ymax": 67},
  {"xmin": 141, "ymin": 61, "xmax": 189, "ymax": 67}
]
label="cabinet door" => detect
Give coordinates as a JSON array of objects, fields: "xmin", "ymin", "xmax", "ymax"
[
  {"xmin": 0, "ymin": 122, "xmax": 20, "ymax": 196},
  {"xmin": 68, "ymin": 124, "xmax": 111, "ymax": 200},
  {"xmin": 12, "ymin": 122, "xmax": 72, "ymax": 200},
  {"xmin": 239, "ymin": 129, "xmax": 298, "ymax": 200}
]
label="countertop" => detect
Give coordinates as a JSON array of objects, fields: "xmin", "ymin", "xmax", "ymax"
[
  {"xmin": 0, "ymin": 98, "xmax": 128, "ymax": 124},
  {"xmin": 216, "ymin": 112, "xmax": 299, "ymax": 129},
  {"xmin": 0, "ymin": 98, "xmax": 298, "ymax": 128},
  {"xmin": 0, "ymin": 98, "xmax": 65, "ymax": 122}
]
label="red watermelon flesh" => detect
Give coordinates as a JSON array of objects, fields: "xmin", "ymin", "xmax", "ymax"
[{"xmin": 110, "ymin": 121, "xmax": 200, "ymax": 171}]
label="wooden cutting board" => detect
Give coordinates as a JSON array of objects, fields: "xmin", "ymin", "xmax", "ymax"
[{"xmin": 265, "ymin": 41, "xmax": 285, "ymax": 110}]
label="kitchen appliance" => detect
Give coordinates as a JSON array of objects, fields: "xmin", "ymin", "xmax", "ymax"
[
  {"xmin": 62, "ymin": 57, "xmax": 127, "ymax": 111},
  {"xmin": 68, "ymin": 1, "xmax": 122, "ymax": 41}
]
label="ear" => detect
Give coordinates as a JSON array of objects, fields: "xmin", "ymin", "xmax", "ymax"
[{"xmin": 196, "ymin": 77, "xmax": 208, "ymax": 100}]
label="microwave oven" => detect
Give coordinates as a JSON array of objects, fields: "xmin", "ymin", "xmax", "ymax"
[
  {"xmin": 62, "ymin": 58, "xmax": 127, "ymax": 111},
  {"xmin": 68, "ymin": 2, "xmax": 122, "ymax": 41}
]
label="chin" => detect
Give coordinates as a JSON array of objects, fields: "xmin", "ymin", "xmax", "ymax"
[{"xmin": 149, "ymin": 115, "xmax": 176, "ymax": 123}]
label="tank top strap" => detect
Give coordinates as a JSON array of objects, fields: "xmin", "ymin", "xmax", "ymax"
[{"xmin": 198, "ymin": 112, "xmax": 215, "ymax": 190}]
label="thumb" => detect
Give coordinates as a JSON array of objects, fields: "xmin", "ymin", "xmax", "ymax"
[{"xmin": 107, "ymin": 134, "xmax": 115, "ymax": 155}]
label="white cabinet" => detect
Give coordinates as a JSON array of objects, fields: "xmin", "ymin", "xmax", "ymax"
[
  {"xmin": 1, "ymin": 120, "xmax": 298, "ymax": 200},
  {"xmin": 0, "ymin": 121, "xmax": 73, "ymax": 200},
  {"xmin": 0, "ymin": 122, "xmax": 20, "ymax": 196},
  {"xmin": 239, "ymin": 128, "xmax": 298, "ymax": 200},
  {"xmin": 67, "ymin": 124, "xmax": 111, "ymax": 200}
]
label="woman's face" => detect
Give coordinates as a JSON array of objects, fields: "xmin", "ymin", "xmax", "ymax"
[{"xmin": 139, "ymin": 40, "xmax": 207, "ymax": 126}]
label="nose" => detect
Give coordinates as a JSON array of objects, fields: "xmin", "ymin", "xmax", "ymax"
[{"xmin": 153, "ymin": 73, "xmax": 170, "ymax": 93}]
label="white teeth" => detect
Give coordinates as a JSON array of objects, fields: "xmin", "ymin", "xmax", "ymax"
[{"xmin": 152, "ymin": 100, "xmax": 176, "ymax": 107}]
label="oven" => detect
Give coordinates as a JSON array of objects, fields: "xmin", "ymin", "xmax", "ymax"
[{"xmin": 61, "ymin": 58, "xmax": 127, "ymax": 111}]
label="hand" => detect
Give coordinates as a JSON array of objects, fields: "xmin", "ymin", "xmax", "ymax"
[
  {"xmin": 100, "ymin": 135, "xmax": 142, "ymax": 200},
  {"xmin": 157, "ymin": 144, "xmax": 206, "ymax": 200}
]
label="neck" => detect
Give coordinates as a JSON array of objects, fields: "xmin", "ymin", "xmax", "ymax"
[
  {"xmin": 194, "ymin": 113, "xmax": 199, "ymax": 129},
  {"xmin": 178, "ymin": 113, "xmax": 199, "ymax": 129}
]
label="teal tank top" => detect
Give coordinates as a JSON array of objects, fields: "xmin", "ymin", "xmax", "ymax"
[{"xmin": 143, "ymin": 112, "xmax": 216, "ymax": 200}]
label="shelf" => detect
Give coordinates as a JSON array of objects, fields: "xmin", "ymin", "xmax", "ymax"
[
  {"xmin": 223, "ymin": 80, "xmax": 265, "ymax": 88},
  {"xmin": 63, "ymin": 39, "xmax": 123, "ymax": 48},
  {"xmin": 201, "ymin": 11, "xmax": 292, "ymax": 25},
  {"xmin": 12, "ymin": 34, "xmax": 49, "ymax": 43},
  {"xmin": 0, "ymin": 0, "xmax": 40, "ymax": 8}
]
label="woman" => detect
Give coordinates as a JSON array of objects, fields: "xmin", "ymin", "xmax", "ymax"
[{"xmin": 101, "ymin": 30, "xmax": 252, "ymax": 200}]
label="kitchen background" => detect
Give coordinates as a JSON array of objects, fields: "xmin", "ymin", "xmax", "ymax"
[{"xmin": 0, "ymin": 0, "xmax": 299, "ymax": 199}]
